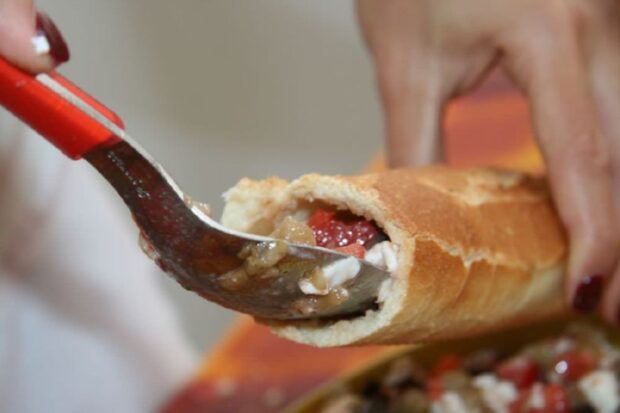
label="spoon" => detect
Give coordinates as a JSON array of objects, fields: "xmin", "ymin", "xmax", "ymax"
[{"xmin": 0, "ymin": 57, "xmax": 389, "ymax": 320}]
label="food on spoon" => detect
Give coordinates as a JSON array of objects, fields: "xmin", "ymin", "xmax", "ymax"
[
  {"xmin": 221, "ymin": 167, "xmax": 567, "ymax": 347},
  {"xmin": 266, "ymin": 209, "xmax": 394, "ymax": 298},
  {"xmin": 312, "ymin": 324, "xmax": 619, "ymax": 413}
]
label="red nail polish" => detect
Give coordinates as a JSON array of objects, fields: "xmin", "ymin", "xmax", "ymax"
[
  {"xmin": 572, "ymin": 275, "xmax": 603, "ymax": 313},
  {"xmin": 35, "ymin": 12, "xmax": 70, "ymax": 64}
]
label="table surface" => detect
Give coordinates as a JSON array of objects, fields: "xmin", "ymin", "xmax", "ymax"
[{"xmin": 162, "ymin": 72, "xmax": 544, "ymax": 413}]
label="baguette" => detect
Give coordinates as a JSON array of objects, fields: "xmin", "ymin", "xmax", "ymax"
[{"xmin": 221, "ymin": 166, "xmax": 568, "ymax": 347}]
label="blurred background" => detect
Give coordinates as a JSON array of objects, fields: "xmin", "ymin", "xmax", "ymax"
[{"xmin": 36, "ymin": 0, "xmax": 384, "ymax": 352}]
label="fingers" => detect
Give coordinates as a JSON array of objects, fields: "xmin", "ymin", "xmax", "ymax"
[
  {"xmin": 504, "ymin": 12, "xmax": 619, "ymax": 313},
  {"xmin": 598, "ymin": 92, "xmax": 620, "ymax": 323},
  {"xmin": 375, "ymin": 55, "xmax": 446, "ymax": 167},
  {"xmin": 356, "ymin": 0, "xmax": 445, "ymax": 167},
  {"xmin": 0, "ymin": 0, "xmax": 69, "ymax": 73},
  {"xmin": 583, "ymin": 3, "xmax": 620, "ymax": 323}
]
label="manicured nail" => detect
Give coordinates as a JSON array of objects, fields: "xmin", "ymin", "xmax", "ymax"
[
  {"xmin": 572, "ymin": 275, "xmax": 603, "ymax": 313},
  {"xmin": 32, "ymin": 12, "xmax": 69, "ymax": 64}
]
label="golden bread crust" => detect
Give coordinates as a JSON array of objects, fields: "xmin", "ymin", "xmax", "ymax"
[{"xmin": 221, "ymin": 167, "xmax": 568, "ymax": 346}]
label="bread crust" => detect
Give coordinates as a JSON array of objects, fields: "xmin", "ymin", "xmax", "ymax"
[{"xmin": 221, "ymin": 166, "xmax": 568, "ymax": 346}]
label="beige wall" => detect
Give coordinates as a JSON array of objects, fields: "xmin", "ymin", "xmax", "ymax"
[{"xmin": 38, "ymin": 0, "xmax": 384, "ymax": 351}]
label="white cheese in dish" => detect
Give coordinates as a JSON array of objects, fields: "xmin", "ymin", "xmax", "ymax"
[
  {"xmin": 529, "ymin": 383, "xmax": 545, "ymax": 410},
  {"xmin": 473, "ymin": 374, "xmax": 517, "ymax": 413},
  {"xmin": 432, "ymin": 392, "xmax": 470, "ymax": 413},
  {"xmin": 578, "ymin": 370, "xmax": 620, "ymax": 413}
]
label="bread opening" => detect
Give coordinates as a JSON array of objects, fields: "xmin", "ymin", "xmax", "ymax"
[{"xmin": 257, "ymin": 201, "xmax": 396, "ymax": 318}]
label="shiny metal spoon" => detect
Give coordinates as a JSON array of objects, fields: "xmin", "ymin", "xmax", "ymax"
[{"xmin": 0, "ymin": 58, "xmax": 389, "ymax": 320}]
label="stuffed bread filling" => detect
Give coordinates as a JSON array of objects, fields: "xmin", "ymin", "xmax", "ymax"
[
  {"xmin": 225, "ymin": 203, "xmax": 396, "ymax": 318},
  {"xmin": 272, "ymin": 207, "xmax": 395, "ymax": 297}
]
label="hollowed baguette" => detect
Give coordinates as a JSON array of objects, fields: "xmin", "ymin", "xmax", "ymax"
[{"xmin": 221, "ymin": 166, "xmax": 568, "ymax": 347}]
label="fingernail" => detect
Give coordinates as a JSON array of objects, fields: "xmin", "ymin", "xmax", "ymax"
[
  {"xmin": 32, "ymin": 12, "xmax": 69, "ymax": 64},
  {"xmin": 572, "ymin": 275, "xmax": 603, "ymax": 313}
]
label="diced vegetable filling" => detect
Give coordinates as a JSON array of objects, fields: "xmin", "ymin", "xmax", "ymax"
[
  {"xmin": 272, "ymin": 208, "xmax": 389, "ymax": 261},
  {"xmin": 319, "ymin": 326, "xmax": 620, "ymax": 413},
  {"xmin": 270, "ymin": 208, "xmax": 394, "ymax": 300}
]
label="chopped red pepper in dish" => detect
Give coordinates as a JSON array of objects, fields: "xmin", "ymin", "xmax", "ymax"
[
  {"xmin": 430, "ymin": 353, "xmax": 462, "ymax": 378},
  {"xmin": 552, "ymin": 350, "xmax": 595, "ymax": 383},
  {"xmin": 318, "ymin": 325, "xmax": 617, "ymax": 413},
  {"xmin": 497, "ymin": 357, "xmax": 541, "ymax": 389},
  {"xmin": 510, "ymin": 383, "xmax": 569, "ymax": 413}
]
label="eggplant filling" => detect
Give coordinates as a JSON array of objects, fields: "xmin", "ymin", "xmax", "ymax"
[{"xmin": 318, "ymin": 325, "xmax": 620, "ymax": 413}]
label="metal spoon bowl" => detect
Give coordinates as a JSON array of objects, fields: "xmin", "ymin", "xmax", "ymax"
[{"xmin": 86, "ymin": 138, "xmax": 389, "ymax": 320}]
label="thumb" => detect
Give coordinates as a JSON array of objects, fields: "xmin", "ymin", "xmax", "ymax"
[{"xmin": 0, "ymin": 0, "xmax": 69, "ymax": 73}]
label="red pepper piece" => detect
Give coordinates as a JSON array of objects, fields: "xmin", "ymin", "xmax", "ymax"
[
  {"xmin": 543, "ymin": 384, "xmax": 569, "ymax": 413},
  {"xmin": 308, "ymin": 209, "xmax": 382, "ymax": 248},
  {"xmin": 425, "ymin": 354, "xmax": 462, "ymax": 402},
  {"xmin": 426, "ymin": 376, "xmax": 444, "ymax": 401},
  {"xmin": 497, "ymin": 357, "xmax": 540, "ymax": 389},
  {"xmin": 552, "ymin": 350, "xmax": 595, "ymax": 383}
]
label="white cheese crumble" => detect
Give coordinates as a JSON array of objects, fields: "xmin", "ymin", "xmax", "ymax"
[
  {"xmin": 529, "ymin": 383, "xmax": 545, "ymax": 410},
  {"xmin": 431, "ymin": 392, "xmax": 470, "ymax": 413},
  {"xmin": 324, "ymin": 256, "xmax": 361, "ymax": 287},
  {"xmin": 298, "ymin": 278, "xmax": 326, "ymax": 295},
  {"xmin": 365, "ymin": 241, "xmax": 398, "ymax": 272},
  {"xmin": 31, "ymin": 34, "xmax": 50, "ymax": 55},
  {"xmin": 298, "ymin": 241, "xmax": 397, "ymax": 296},
  {"xmin": 578, "ymin": 370, "xmax": 620, "ymax": 413},
  {"xmin": 299, "ymin": 256, "xmax": 361, "ymax": 295},
  {"xmin": 473, "ymin": 374, "xmax": 517, "ymax": 413}
]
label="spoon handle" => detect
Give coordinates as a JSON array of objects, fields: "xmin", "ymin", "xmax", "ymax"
[{"xmin": 0, "ymin": 57, "xmax": 122, "ymax": 159}]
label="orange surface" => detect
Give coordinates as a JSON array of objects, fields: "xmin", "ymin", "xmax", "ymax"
[{"xmin": 162, "ymin": 73, "xmax": 544, "ymax": 413}]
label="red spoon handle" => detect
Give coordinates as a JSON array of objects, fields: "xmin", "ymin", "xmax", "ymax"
[{"xmin": 0, "ymin": 57, "xmax": 123, "ymax": 159}]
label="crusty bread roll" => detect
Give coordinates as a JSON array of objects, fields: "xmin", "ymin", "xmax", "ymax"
[{"xmin": 221, "ymin": 166, "xmax": 568, "ymax": 347}]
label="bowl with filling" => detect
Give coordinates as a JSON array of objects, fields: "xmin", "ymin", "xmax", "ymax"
[{"xmin": 283, "ymin": 321, "xmax": 620, "ymax": 413}]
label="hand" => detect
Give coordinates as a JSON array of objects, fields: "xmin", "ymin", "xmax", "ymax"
[
  {"xmin": 0, "ymin": 0, "xmax": 68, "ymax": 73},
  {"xmin": 357, "ymin": 0, "xmax": 620, "ymax": 322}
]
